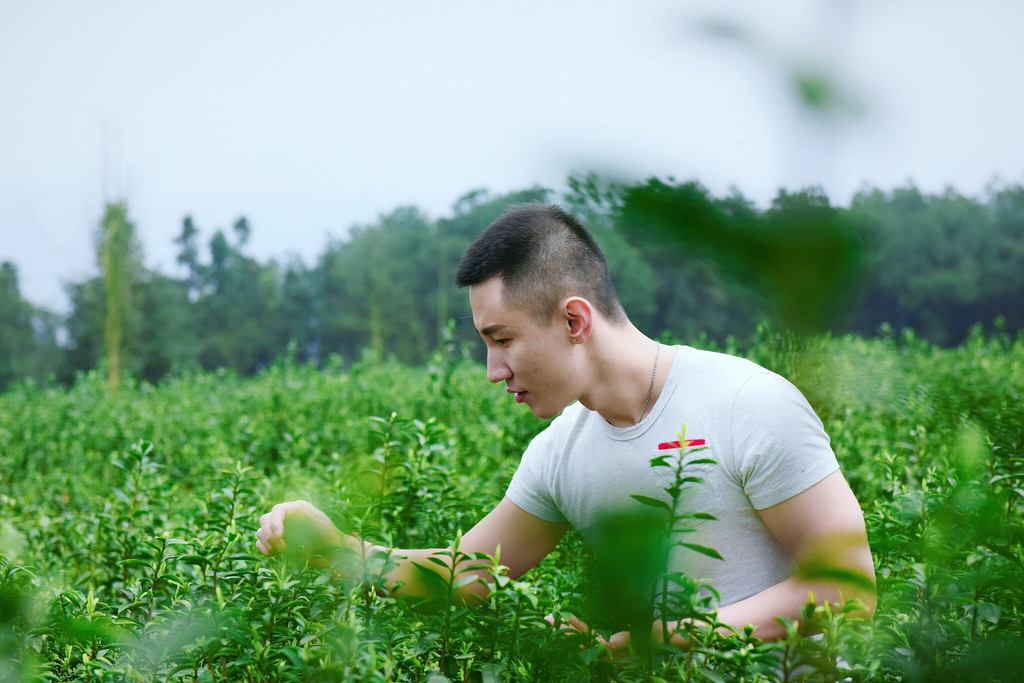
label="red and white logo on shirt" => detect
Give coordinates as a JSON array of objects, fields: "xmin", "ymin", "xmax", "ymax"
[{"xmin": 657, "ymin": 439, "xmax": 706, "ymax": 450}]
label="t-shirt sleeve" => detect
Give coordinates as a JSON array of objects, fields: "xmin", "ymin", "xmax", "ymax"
[
  {"xmin": 729, "ymin": 371, "xmax": 840, "ymax": 510},
  {"xmin": 505, "ymin": 426, "xmax": 567, "ymax": 523}
]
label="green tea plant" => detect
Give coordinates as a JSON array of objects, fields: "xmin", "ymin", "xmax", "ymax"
[
  {"xmin": 623, "ymin": 429, "xmax": 722, "ymax": 669},
  {"xmin": 1, "ymin": 330, "xmax": 1022, "ymax": 680}
]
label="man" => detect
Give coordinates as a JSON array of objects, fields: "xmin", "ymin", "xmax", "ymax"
[{"xmin": 255, "ymin": 202, "xmax": 875, "ymax": 654}]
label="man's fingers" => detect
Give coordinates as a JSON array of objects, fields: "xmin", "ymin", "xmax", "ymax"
[
  {"xmin": 258, "ymin": 511, "xmax": 276, "ymax": 538},
  {"xmin": 545, "ymin": 612, "xmax": 593, "ymax": 634},
  {"xmin": 256, "ymin": 500, "xmax": 315, "ymax": 556},
  {"xmin": 258, "ymin": 510, "xmax": 281, "ymax": 541},
  {"xmin": 565, "ymin": 614, "xmax": 591, "ymax": 633},
  {"xmin": 605, "ymin": 630, "xmax": 629, "ymax": 651},
  {"xmin": 268, "ymin": 501, "xmax": 298, "ymax": 537},
  {"xmin": 255, "ymin": 525, "xmax": 289, "ymax": 555},
  {"xmin": 544, "ymin": 612, "xmax": 637, "ymax": 660},
  {"xmin": 546, "ymin": 613, "xmax": 618, "ymax": 662}
]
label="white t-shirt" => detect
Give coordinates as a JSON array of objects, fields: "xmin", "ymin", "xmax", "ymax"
[{"xmin": 506, "ymin": 345, "xmax": 839, "ymax": 607}]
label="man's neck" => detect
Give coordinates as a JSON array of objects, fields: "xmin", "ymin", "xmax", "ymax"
[{"xmin": 577, "ymin": 327, "xmax": 675, "ymax": 428}]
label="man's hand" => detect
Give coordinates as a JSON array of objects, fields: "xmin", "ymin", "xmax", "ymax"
[
  {"xmin": 547, "ymin": 613, "xmax": 690, "ymax": 660},
  {"xmin": 255, "ymin": 500, "xmax": 347, "ymax": 567}
]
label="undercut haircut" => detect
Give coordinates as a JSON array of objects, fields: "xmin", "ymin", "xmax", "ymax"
[{"xmin": 455, "ymin": 202, "xmax": 627, "ymax": 325}]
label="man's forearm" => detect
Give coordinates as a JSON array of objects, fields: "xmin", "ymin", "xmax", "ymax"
[
  {"xmin": 341, "ymin": 540, "xmax": 492, "ymax": 604},
  {"xmin": 699, "ymin": 573, "xmax": 876, "ymax": 642}
]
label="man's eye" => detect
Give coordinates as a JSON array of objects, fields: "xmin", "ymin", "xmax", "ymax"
[{"xmin": 496, "ymin": 339, "xmax": 510, "ymax": 347}]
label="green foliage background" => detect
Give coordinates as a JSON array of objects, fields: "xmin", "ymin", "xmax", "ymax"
[
  {"xmin": 2, "ymin": 176, "xmax": 1023, "ymax": 392},
  {"xmin": 2, "ymin": 327, "xmax": 1022, "ymax": 681}
]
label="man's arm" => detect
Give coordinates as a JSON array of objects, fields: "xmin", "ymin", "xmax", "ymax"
[
  {"xmin": 713, "ymin": 469, "xmax": 876, "ymax": 639},
  {"xmin": 255, "ymin": 496, "xmax": 568, "ymax": 602},
  {"xmin": 558, "ymin": 470, "xmax": 875, "ymax": 655}
]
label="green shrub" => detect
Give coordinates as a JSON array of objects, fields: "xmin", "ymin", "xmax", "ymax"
[{"xmin": 1, "ymin": 331, "xmax": 1022, "ymax": 680}]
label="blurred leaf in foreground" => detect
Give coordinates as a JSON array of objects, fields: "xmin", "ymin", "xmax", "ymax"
[{"xmin": 617, "ymin": 179, "xmax": 866, "ymax": 333}]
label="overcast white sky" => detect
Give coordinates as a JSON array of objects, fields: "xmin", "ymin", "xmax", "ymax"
[{"xmin": 2, "ymin": 0, "xmax": 1022, "ymax": 312}]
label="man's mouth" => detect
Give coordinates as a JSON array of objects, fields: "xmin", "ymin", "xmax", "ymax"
[{"xmin": 511, "ymin": 390, "xmax": 527, "ymax": 403}]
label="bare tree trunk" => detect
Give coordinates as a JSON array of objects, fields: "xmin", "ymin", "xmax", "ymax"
[{"xmin": 101, "ymin": 202, "xmax": 131, "ymax": 392}]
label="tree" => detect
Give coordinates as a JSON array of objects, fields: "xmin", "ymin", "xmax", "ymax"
[
  {"xmin": 192, "ymin": 220, "xmax": 283, "ymax": 373},
  {"xmin": 175, "ymin": 215, "xmax": 201, "ymax": 297},
  {"xmin": 99, "ymin": 202, "xmax": 142, "ymax": 391},
  {"xmin": 848, "ymin": 183, "xmax": 1022, "ymax": 344},
  {"xmin": 134, "ymin": 272, "xmax": 198, "ymax": 382},
  {"xmin": 0, "ymin": 262, "xmax": 34, "ymax": 388},
  {"xmin": 0, "ymin": 262, "xmax": 60, "ymax": 391},
  {"xmin": 276, "ymin": 258, "xmax": 318, "ymax": 362},
  {"xmin": 980, "ymin": 182, "xmax": 1024, "ymax": 334},
  {"xmin": 316, "ymin": 207, "xmax": 434, "ymax": 364}
]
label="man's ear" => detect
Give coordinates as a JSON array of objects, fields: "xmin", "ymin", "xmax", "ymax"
[{"xmin": 563, "ymin": 297, "xmax": 594, "ymax": 344}]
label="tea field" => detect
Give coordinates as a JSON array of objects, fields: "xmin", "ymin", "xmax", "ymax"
[{"xmin": 1, "ymin": 328, "xmax": 1023, "ymax": 681}]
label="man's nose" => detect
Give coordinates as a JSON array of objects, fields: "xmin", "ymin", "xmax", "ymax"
[{"xmin": 486, "ymin": 354, "xmax": 512, "ymax": 384}]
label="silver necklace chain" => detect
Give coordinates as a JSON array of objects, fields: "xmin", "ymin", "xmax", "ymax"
[{"xmin": 638, "ymin": 342, "xmax": 660, "ymax": 424}]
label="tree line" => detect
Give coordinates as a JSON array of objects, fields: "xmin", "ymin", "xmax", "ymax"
[{"xmin": 2, "ymin": 175, "xmax": 1023, "ymax": 392}]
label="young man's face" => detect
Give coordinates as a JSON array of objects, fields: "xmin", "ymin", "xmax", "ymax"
[{"xmin": 470, "ymin": 277, "xmax": 579, "ymax": 419}]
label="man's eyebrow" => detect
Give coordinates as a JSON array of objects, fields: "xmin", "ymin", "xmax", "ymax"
[{"xmin": 479, "ymin": 324, "xmax": 506, "ymax": 336}]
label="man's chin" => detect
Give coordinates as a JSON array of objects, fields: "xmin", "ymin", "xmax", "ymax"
[{"xmin": 528, "ymin": 402, "xmax": 564, "ymax": 420}]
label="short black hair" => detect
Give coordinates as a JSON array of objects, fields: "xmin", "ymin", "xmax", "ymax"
[{"xmin": 455, "ymin": 202, "xmax": 627, "ymax": 324}]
